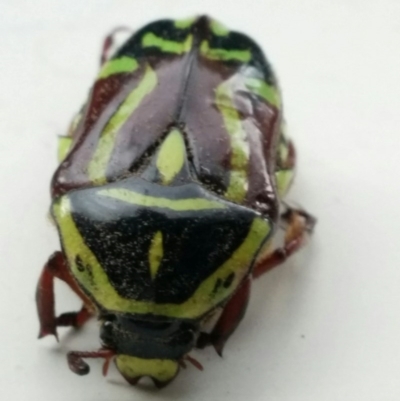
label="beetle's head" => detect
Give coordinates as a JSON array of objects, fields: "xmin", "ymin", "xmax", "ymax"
[{"xmin": 95, "ymin": 313, "xmax": 199, "ymax": 385}]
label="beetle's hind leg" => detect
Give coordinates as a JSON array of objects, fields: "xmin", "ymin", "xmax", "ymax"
[
  {"xmin": 252, "ymin": 207, "xmax": 316, "ymax": 278},
  {"xmin": 36, "ymin": 251, "xmax": 94, "ymax": 340}
]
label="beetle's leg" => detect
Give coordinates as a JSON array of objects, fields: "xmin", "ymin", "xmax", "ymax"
[
  {"xmin": 252, "ymin": 208, "xmax": 316, "ymax": 278},
  {"xmin": 56, "ymin": 306, "xmax": 92, "ymax": 329},
  {"xmin": 197, "ymin": 278, "xmax": 251, "ymax": 356},
  {"xmin": 184, "ymin": 355, "xmax": 204, "ymax": 371},
  {"xmin": 36, "ymin": 251, "xmax": 94, "ymax": 339},
  {"xmin": 67, "ymin": 348, "xmax": 115, "ymax": 376},
  {"xmin": 100, "ymin": 27, "xmax": 131, "ymax": 65}
]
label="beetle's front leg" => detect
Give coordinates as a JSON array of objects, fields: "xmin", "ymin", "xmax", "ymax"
[
  {"xmin": 252, "ymin": 207, "xmax": 316, "ymax": 278},
  {"xmin": 36, "ymin": 251, "xmax": 93, "ymax": 339}
]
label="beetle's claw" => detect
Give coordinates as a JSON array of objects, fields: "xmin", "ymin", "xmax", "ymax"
[{"xmin": 67, "ymin": 352, "xmax": 90, "ymax": 375}]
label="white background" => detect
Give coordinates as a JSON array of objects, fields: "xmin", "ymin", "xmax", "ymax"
[{"xmin": 1, "ymin": 1, "xmax": 400, "ymax": 400}]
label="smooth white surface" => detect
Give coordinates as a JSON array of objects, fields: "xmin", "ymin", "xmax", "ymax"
[{"xmin": 1, "ymin": 1, "xmax": 400, "ymax": 400}]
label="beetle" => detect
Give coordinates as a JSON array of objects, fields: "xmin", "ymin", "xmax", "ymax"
[{"xmin": 36, "ymin": 15, "xmax": 316, "ymax": 388}]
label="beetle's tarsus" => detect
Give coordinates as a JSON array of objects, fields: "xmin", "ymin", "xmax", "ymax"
[
  {"xmin": 67, "ymin": 352, "xmax": 90, "ymax": 376},
  {"xmin": 252, "ymin": 207, "xmax": 317, "ymax": 278},
  {"xmin": 67, "ymin": 349, "xmax": 115, "ymax": 377},
  {"xmin": 37, "ymin": 307, "xmax": 91, "ymax": 341}
]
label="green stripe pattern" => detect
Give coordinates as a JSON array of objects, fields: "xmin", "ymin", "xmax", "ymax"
[
  {"xmin": 88, "ymin": 65, "xmax": 157, "ymax": 184},
  {"xmin": 200, "ymin": 41, "xmax": 251, "ymax": 62},
  {"xmin": 57, "ymin": 136, "xmax": 73, "ymax": 162},
  {"xmin": 98, "ymin": 188, "xmax": 226, "ymax": 211},
  {"xmin": 174, "ymin": 16, "xmax": 196, "ymax": 29},
  {"xmin": 142, "ymin": 33, "xmax": 193, "ymax": 54},
  {"xmin": 210, "ymin": 19, "xmax": 229, "ymax": 36},
  {"xmin": 245, "ymin": 77, "xmax": 281, "ymax": 108},
  {"xmin": 276, "ymin": 169, "xmax": 294, "ymax": 198},
  {"xmin": 98, "ymin": 56, "xmax": 138, "ymax": 79},
  {"xmin": 215, "ymin": 82, "xmax": 250, "ymax": 203}
]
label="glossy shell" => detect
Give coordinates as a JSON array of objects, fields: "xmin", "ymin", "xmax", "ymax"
[{"xmin": 52, "ymin": 16, "xmax": 287, "ymax": 220}]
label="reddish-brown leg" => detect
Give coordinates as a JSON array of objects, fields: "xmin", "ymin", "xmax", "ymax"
[
  {"xmin": 199, "ymin": 278, "xmax": 251, "ymax": 356},
  {"xmin": 100, "ymin": 27, "xmax": 130, "ymax": 65},
  {"xmin": 253, "ymin": 208, "xmax": 316, "ymax": 279},
  {"xmin": 36, "ymin": 251, "xmax": 94, "ymax": 340},
  {"xmin": 67, "ymin": 348, "xmax": 115, "ymax": 376},
  {"xmin": 56, "ymin": 306, "xmax": 92, "ymax": 328}
]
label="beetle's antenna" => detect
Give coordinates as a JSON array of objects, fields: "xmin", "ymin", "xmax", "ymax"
[{"xmin": 67, "ymin": 349, "xmax": 115, "ymax": 376}]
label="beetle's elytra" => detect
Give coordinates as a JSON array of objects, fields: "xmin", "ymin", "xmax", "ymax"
[{"xmin": 36, "ymin": 15, "xmax": 316, "ymax": 388}]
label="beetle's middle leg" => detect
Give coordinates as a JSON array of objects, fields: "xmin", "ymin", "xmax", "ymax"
[
  {"xmin": 36, "ymin": 251, "xmax": 94, "ymax": 339},
  {"xmin": 252, "ymin": 207, "xmax": 316, "ymax": 278}
]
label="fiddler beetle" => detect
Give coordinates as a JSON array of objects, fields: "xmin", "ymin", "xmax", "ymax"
[{"xmin": 36, "ymin": 16, "xmax": 316, "ymax": 388}]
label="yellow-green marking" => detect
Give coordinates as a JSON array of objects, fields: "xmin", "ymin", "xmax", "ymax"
[
  {"xmin": 276, "ymin": 170, "xmax": 294, "ymax": 198},
  {"xmin": 174, "ymin": 16, "xmax": 196, "ymax": 29},
  {"xmin": 57, "ymin": 136, "xmax": 73, "ymax": 162},
  {"xmin": 98, "ymin": 188, "xmax": 226, "ymax": 212},
  {"xmin": 156, "ymin": 129, "xmax": 186, "ymax": 185},
  {"xmin": 98, "ymin": 56, "xmax": 138, "ymax": 80},
  {"xmin": 116, "ymin": 355, "xmax": 179, "ymax": 382},
  {"xmin": 215, "ymin": 82, "xmax": 250, "ymax": 203},
  {"xmin": 148, "ymin": 231, "xmax": 164, "ymax": 280},
  {"xmin": 245, "ymin": 77, "xmax": 281, "ymax": 108},
  {"xmin": 210, "ymin": 19, "xmax": 229, "ymax": 36},
  {"xmin": 87, "ymin": 64, "xmax": 157, "ymax": 184},
  {"xmin": 142, "ymin": 33, "xmax": 193, "ymax": 54},
  {"xmin": 200, "ymin": 41, "xmax": 251, "ymax": 62}
]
